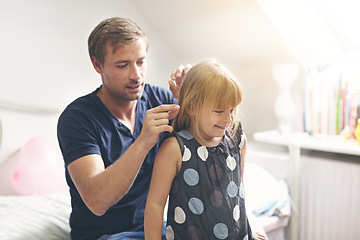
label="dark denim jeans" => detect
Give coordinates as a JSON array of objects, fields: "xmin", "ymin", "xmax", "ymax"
[{"xmin": 98, "ymin": 222, "xmax": 166, "ymax": 240}]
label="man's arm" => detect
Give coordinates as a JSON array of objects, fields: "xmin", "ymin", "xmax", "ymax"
[{"xmin": 67, "ymin": 104, "xmax": 180, "ymax": 216}]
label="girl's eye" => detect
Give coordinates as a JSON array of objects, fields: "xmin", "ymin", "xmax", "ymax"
[{"xmin": 214, "ymin": 110, "xmax": 223, "ymax": 114}]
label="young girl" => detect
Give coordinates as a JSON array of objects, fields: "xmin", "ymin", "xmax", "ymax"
[{"xmin": 145, "ymin": 59, "xmax": 264, "ymax": 240}]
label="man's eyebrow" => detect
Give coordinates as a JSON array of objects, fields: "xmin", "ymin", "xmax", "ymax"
[
  {"xmin": 114, "ymin": 57, "xmax": 146, "ymax": 64},
  {"xmin": 114, "ymin": 60, "xmax": 128, "ymax": 64}
]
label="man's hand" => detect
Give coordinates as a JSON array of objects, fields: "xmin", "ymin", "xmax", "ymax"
[
  {"xmin": 169, "ymin": 64, "xmax": 191, "ymax": 100},
  {"xmin": 138, "ymin": 104, "xmax": 180, "ymax": 149}
]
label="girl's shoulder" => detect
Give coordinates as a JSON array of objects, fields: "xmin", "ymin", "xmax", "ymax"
[
  {"xmin": 227, "ymin": 121, "xmax": 245, "ymax": 149},
  {"xmin": 161, "ymin": 130, "xmax": 196, "ymax": 157},
  {"xmin": 161, "ymin": 135, "xmax": 181, "ymax": 152},
  {"xmin": 158, "ymin": 133, "xmax": 183, "ymax": 174}
]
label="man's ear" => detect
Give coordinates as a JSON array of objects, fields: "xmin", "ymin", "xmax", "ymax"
[{"xmin": 91, "ymin": 57, "xmax": 103, "ymax": 74}]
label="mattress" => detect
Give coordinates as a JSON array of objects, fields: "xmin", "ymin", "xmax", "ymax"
[
  {"xmin": 0, "ymin": 161, "xmax": 290, "ymax": 240},
  {"xmin": 0, "ymin": 191, "xmax": 71, "ymax": 240}
]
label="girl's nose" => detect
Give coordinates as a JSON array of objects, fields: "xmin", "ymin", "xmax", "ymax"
[
  {"xmin": 224, "ymin": 111, "xmax": 233, "ymax": 123},
  {"xmin": 223, "ymin": 114, "xmax": 230, "ymax": 123}
]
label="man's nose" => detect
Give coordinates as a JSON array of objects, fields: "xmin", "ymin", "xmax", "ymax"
[{"xmin": 129, "ymin": 64, "xmax": 141, "ymax": 80}]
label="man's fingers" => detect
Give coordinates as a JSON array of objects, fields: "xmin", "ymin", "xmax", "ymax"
[
  {"xmin": 168, "ymin": 107, "xmax": 180, "ymax": 120},
  {"xmin": 171, "ymin": 64, "xmax": 184, "ymax": 80},
  {"xmin": 151, "ymin": 104, "xmax": 180, "ymax": 114},
  {"xmin": 175, "ymin": 64, "xmax": 191, "ymax": 79},
  {"xmin": 168, "ymin": 80, "xmax": 176, "ymax": 92},
  {"xmin": 146, "ymin": 104, "xmax": 180, "ymax": 125},
  {"xmin": 149, "ymin": 112, "xmax": 171, "ymax": 121},
  {"xmin": 183, "ymin": 64, "xmax": 192, "ymax": 75},
  {"xmin": 157, "ymin": 124, "xmax": 173, "ymax": 133}
]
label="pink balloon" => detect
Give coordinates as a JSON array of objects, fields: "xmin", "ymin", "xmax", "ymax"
[{"xmin": 0, "ymin": 136, "xmax": 68, "ymax": 195}]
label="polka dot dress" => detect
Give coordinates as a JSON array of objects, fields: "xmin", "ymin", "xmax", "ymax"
[{"xmin": 165, "ymin": 128, "xmax": 253, "ymax": 240}]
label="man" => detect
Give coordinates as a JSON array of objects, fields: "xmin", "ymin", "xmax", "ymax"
[{"xmin": 57, "ymin": 17, "xmax": 190, "ymax": 240}]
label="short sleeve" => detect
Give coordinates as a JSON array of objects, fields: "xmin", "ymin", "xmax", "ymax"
[
  {"xmin": 57, "ymin": 110, "xmax": 100, "ymax": 166},
  {"xmin": 230, "ymin": 121, "xmax": 246, "ymax": 150}
]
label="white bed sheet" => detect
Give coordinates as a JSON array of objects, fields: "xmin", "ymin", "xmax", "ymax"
[{"xmin": 0, "ymin": 191, "xmax": 71, "ymax": 240}]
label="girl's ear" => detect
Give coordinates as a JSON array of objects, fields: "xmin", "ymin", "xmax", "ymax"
[{"xmin": 185, "ymin": 104, "xmax": 195, "ymax": 116}]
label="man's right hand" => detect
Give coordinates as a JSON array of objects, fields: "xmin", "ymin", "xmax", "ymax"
[{"xmin": 138, "ymin": 104, "xmax": 180, "ymax": 149}]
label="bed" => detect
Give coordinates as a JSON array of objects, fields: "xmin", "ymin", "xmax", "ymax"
[
  {"xmin": 0, "ymin": 191, "xmax": 71, "ymax": 240},
  {"xmin": 0, "ymin": 103, "xmax": 290, "ymax": 240}
]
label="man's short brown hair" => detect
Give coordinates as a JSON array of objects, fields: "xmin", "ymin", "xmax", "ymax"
[{"xmin": 88, "ymin": 17, "xmax": 148, "ymax": 65}]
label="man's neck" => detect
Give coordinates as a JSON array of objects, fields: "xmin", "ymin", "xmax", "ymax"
[{"xmin": 97, "ymin": 89, "xmax": 137, "ymax": 133}]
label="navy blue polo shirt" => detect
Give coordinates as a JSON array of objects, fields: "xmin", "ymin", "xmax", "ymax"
[{"xmin": 57, "ymin": 84, "xmax": 176, "ymax": 240}]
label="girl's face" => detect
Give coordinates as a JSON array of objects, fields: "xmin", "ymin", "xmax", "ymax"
[{"xmin": 196, "ymin": 105, "xmax": 236, "ymax": 143}]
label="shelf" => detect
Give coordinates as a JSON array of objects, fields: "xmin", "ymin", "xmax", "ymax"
[{"xmin": 253, "ymin": 130, "xmax": 360, "ymax": 156}]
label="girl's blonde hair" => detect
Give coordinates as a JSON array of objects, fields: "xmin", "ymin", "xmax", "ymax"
[{"xmin": 173, "ymin": 58, "xmax": 243, "ymax": 138}]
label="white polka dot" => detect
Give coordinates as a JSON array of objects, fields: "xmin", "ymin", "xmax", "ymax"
[
  {"xmin": 188, "ymin": 197, "xmax": 204, "ymax": 215},
  {"xmin": 239, "ymin": 182, "xmax": 245, "ymax": 198},
  {"xmin": 226, "ymin": 155, "xmax": 236, "ymax": 171},
  {"xmin": 227, "ymin": 181, "xmax": 238, "ymax": 198},
  {"xmin": 233, "ymin": 205, "xmax": 240, "ymax": 221},
  {"xmin": 174, "ymin": 206, "xmax": 186, "ymax": 224},
  {"xmin": 183, "ymin": 145, "xmax": 191, "ymax": 162},
  {"xmin": 183, "ymin": 168, "xmax": 199, "ymax": 186},
  {"xmin": 243, "ymin": 234, "xmax": 249, "ymax": 240},
  {"xmin": 166, "ymin": 225, "xmax": 175, "ymax": 240},
  {"xmin": 213, "ymin": 223, "xmax": 228, "ymax": 239},
  {"xmin": 197, "ymin": 146, "xmax": 208, "ymax": 161}
]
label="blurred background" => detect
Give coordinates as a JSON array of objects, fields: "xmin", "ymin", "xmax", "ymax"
[
  {"xmin": 1, "ymin": 1, "xmax": 360, "ymax": 239},
  {"xmin": 1, "ymin": 0, "xmax": 359, "ymax": 139}
]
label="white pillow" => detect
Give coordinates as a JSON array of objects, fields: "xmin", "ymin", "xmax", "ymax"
[{"xmin": 244, "ymin": 162, "xmax": 290, "ymax": 217}]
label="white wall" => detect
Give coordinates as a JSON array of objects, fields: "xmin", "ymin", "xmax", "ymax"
[
  {"xmin": 0, "ymin": 0, "xmax": 304, "ymax": 142},
  {"xmin": 0, "ymin": 0, "xmax": 178, "ymax": 111},
  {"xmin": 0, "ymin": 0, "xmax": 181, "ymax": 164}
]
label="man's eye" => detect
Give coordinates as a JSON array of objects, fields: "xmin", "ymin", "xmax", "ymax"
[
  {"xmin": 137, "ymin": 61, "xmax": 145, "ymax": 66},
  {"xmin": 117, "ymin": 64, "xmax": 127, "ymax": 68}
]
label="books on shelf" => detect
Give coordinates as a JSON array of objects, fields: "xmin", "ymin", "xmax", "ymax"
[{"xmin": 303, "ymin": 64, "xmax": 360, "ymax": 138}]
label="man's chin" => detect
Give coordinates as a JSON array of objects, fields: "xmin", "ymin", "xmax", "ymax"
[{"xmin": 128, "ymin": 90, "xmax": 143, "ymax": 101}]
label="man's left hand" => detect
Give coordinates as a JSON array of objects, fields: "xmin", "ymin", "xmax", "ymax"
[{"xmin": 168, "ymin": 64, "xmax": 191, "ymax": 99}]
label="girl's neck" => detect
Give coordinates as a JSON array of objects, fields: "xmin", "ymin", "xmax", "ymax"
[{"xmin": 187, "ymin": 128, "xmax": 223, "ymax": 147}]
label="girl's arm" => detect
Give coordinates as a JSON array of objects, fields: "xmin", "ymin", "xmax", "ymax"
[
  {"xmin": 240, "ymin": 135, "xmax": 247, "ymax": 186},
  {"xmin": 145, "ymin": 137, "xmax": 182, "ymax": 239},
  {"xmin": 241, "ymin": 138, "xmax": 267, "ymax": 240}
]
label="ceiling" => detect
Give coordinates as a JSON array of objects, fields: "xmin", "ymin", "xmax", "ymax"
[{"xmin": 131, "ymin": 0, "xmax": 296, "ymax": 64}]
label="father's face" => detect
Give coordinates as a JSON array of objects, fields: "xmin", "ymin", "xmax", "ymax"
[{"xmin": 100, "ymin": 38, "xmax": 148, "ymax": 102}]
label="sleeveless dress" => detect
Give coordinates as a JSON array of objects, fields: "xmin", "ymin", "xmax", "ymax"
[{"xmin": 165, "ymin": 126, "xmax": 253, "ymax": 240}]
